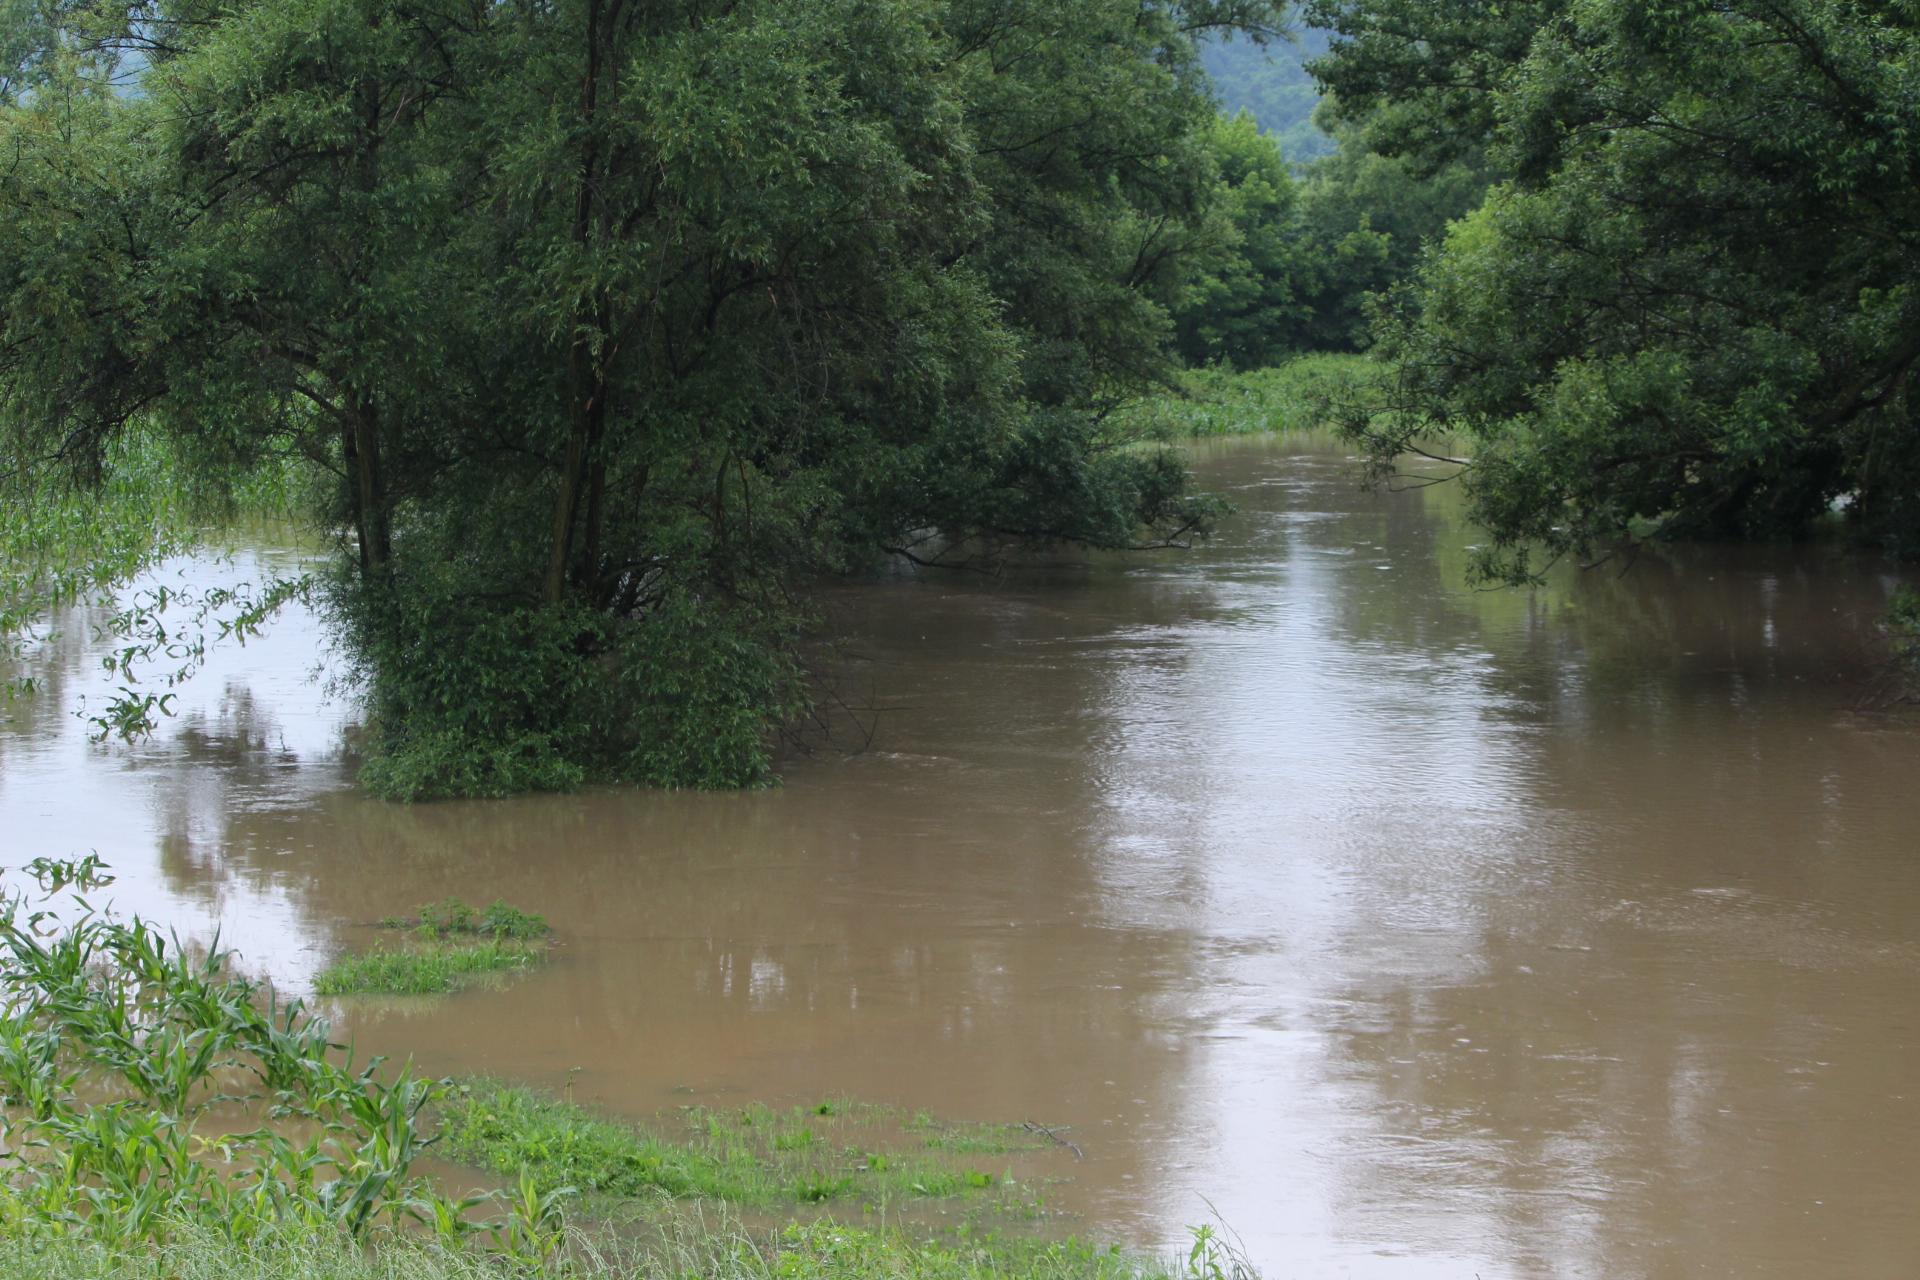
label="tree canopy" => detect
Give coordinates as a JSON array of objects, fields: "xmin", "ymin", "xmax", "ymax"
[
  {"xmin": 1336, "ymin": 0, "xmax": 1920, "ymax": 580},
  {"xmin": 1304, "ymin": 0, "xmax": 1559, "ymax": 174},
  {"xmin": 2, "ymin": 0, "xmax": 1286, "ymax": 796}
]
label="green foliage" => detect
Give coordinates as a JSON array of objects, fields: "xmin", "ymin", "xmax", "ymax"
[
  {"xmin": 84, "ymin": 574, "xmax": 313, "ymax": 742},
  {"xmin": 1304, "ymin": 0, "xmax": 1558, "ymax": 174},
  {"xmin": 1888, "ymin": 588, "xmax": 1920, "ymax": 700},
  {"xmin": 1174, "ymin": 113, "xmax": 1307, "ymax": 368},
  {"xmin": 755, "ymin": 1220, "xmax": 1243, "ymax": 1280},
  {"xmin": 953, "ymin": 0, "xmax": 1289, "ymax": 406},
  {"xmin": 313, "ymin": 941, "xmax": 542, "ymax": 998},
  {"xmin": 1339, "ymin": 0, "xmax": 1920, "ymax": 580},
  {"xmin": 346, "ymin": 583, "xmax": 806, "ymax": 799},
  {"xmin": 0, "ymin": 417, "xmax": 317, "ymax": 731},
  {"xmin": 0, "ymin": 1217, "xmax": 1223, "ymax": 1280},
  {"xmin": 436, "ymin": 1084, "xmax": 1035, "ymax": 1211},
  {"xmin": 345, "ymin": 594, "xmax": 603, "ymax": 802},
  {"xmin": 1116, "ymin": 356, "xmax": 1382, "ymax": 440},
  {"xmin": 0, "ymin": 857, "xmax": 469, "ymax": 1244},
  {"xmin": 1173, "ymin": 96, "xmax": 1491, "ymax": 361},
  {"xmin": 609, "ymin": 592, "xmax": 809, "ymax": 791},
  {"xmin": 388, "ymin": 899, "xmax": 551, "ymax": 942},
  {"xmin": 0, "ymin": 1228, "xmax": 494, "ymax": 1280},
  {"xmin": 0, "ymin": 434, "xmax": 186, "ymax": 656},
  {"xmin": 318, "ymin": 899, "xmax": 550, "ymax": 995},
  {"xmin": 2, "ymin": 0, "xmax": 1281, "ymax": 797},
  {"xmin": 0, "ymin": 0, "xmax": 48, "ymax": 107},
  {"xmin": 1278, "ymin": 130, "xmax": 1491, "ymax": 352}
]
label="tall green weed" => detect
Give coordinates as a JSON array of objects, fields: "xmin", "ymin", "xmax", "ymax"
[{"xmin": 0, "ymin": 857, "xmax": 470, "ymax": 1245}]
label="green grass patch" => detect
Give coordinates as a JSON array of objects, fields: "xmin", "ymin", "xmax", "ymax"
[
  {"xmin": 380, "ymin": 897, "xmax": 552, "ymax": 941},
  {"xmin": 313, "ymin": 939, "xmax": 542, "ymax": 995},
  {"xmin": 1116, "ymin": 354, "xmax": 1382, "ymax": 440},
  {"xmin": 908, "ymin": 1108, "xmax": 1052, "ymax": 1156},
  {"xmin": 316, "ymin": 898, "xmax": 551, "ymax": 995},
  {"xmin": 436, "ymin": 1083, "xmax": 1046, "ymax": 1213},
  {"xmin": 0, "ymin": 863, "xmax": 1247, "ymax": 1279},
  {"xmin": 0, "ymin": 1217, "xmax": 1252, "ymax": 1280}
]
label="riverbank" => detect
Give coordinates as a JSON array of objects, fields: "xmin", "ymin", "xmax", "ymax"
[{"xmin": 0, "ymin": 861, "xmax": 1231, "ymax": 1280}]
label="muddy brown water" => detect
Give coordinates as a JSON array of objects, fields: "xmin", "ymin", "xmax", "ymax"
[{"xmin": 5, "ymin": 436, "xmax": 1920, "ymax": 1277}]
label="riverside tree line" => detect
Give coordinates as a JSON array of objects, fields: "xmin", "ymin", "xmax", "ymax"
[{"xmin": 4, "ymin": 0, "xmax": 1917, "ymax": 798}]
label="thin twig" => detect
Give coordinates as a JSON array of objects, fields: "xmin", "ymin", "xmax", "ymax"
[{"xmin": 1022, "ymin": 1121, "xmax": 1083, "ymax": 1161}]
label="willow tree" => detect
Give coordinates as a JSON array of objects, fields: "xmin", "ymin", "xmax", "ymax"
[
  {"xmin": 2, "ymin": 0, "xmax": 1285, "ymax": 796},
  {"xmin": 1337, "ymin": 0, "xmax": 1920, "ymax": 582}
]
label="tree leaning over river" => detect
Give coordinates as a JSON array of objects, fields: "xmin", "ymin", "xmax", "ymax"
[
  {"xmin": 0, "ymin": 0, "xmax": 1287, "ymax": 797},
  {"xmin": 1321, "ymin": 0, "xmax": 1920, "ymax": 582}
]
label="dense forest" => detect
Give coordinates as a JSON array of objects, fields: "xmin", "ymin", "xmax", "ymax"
[{"xmin": 3, "ymin": 0, "xmax": 1917, "ymax": 801}]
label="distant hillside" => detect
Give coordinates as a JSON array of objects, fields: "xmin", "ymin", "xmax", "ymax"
[{"xmin": 1199, "ymin": 28, "xmax": 1335, "ymax": 164}]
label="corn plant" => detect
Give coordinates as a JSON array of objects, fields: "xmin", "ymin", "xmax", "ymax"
[{"xmin": 0, "ymin": 856, "xmax": 481, "ymax": 1246}]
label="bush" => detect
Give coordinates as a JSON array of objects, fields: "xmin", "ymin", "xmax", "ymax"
[
  {"xmin": 343, "ymin": 577, "xmax": 806, "ymax": 802},
  {"xmin": 609, "ymin": 592, "xmax": 808, "ymax": 791}
]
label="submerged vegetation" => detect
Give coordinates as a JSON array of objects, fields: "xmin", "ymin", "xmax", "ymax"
[
  {"xmin": 316, "ymin": 900, "xmax": 551, "ymax": 996},
  {"xmin": 0, "ymin": 0, "xmax": 1298, "ymax": 799},
  {"xmin": 313, "ymin": 940, "xmax": 542, "ymax": 998},
  {"xmin": 0, "ymin": 858, "xmax": 1253, "ymax": 1277},
  {"xmin": 0, "ymin": 857, "xmax": 472, "ymax": 1243},
  {"xmin": 379, "ymin": 898, "xmax": 551, "ymax": 942},
  {"xmin": 437, "ymin": 1084, "xmax": 1045, "ymax": 1213}
]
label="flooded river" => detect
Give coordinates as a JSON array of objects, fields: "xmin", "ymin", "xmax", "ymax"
[{"xmin": 5, "ymin": 436, "xmax": 1920, "ymax": 1277}]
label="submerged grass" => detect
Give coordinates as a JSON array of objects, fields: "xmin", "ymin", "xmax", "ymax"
[
  {"xmin": 437, "ymin": 1084, "xmax": 1049, "ymax": 1213},
  {"xmin": 315, "ymin": 899, "xmax": 551, "ymax": 996},
  {"xmin": 382, "ymin": 899, "xmax": 551, "ymax": 941},
  {"xmin": 313, "ymin": 940, "xmax": 540, "ymax": 996},
  {"xmin": 1117, "ymin": 354, "xmax": 1381, "ymax": 440},
  {"xmin": 0, "ymin": 863, "xmax": 1259, "ymax": 1280}
]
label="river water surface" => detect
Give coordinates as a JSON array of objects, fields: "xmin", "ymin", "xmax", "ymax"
[{"xmin": 5, "ymin": 437, "xmax": 1920, "ymax": 1277}]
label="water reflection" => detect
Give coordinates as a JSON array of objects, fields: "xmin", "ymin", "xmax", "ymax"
[{"xmin": 3, "ymin": 439, "xmax": 1918, "ymax": 1276}]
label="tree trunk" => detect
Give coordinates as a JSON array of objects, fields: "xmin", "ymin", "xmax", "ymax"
[
  {"xmin": 542, "ymin": 0, "xmax": 607, "ymax": 606},
  {"xmin": 349, "ymin": 397, "xmax": 391, "ymax": 578}
]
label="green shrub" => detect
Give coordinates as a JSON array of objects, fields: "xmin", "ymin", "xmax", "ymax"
[
  {"xmin": 609, "ymin": 592, "xmax": 807, "ymax": 790},
  {"xmin": 346, "ymin": 584, "xmax": 804, "ymax": 802}
]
